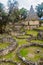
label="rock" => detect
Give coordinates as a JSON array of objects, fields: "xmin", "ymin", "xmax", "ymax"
[{"xmin": 36, "ymin": 50, "xmax": 40, "ymax": 53}]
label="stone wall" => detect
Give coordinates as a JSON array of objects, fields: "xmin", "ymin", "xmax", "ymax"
[
  {"xmin": 17, "ymin": 43, "xmax": 43, "ymax": 65},
  {"xmin": 0, "ymin": 36, "xmax": 17, "ymax": 56},
  {"xmin": 0, "ymin": 59, "xmax": 18, "ymax": 65}
]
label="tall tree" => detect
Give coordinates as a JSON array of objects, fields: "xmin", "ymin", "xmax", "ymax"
[
  {"xmin": 0, "ymin": 3, "xmax": 4, "ymax": 12},
  {"xmin": 8, "ymin": 0, "xmax": 19, "ymax": 22},
  {"xmin": 36, "ymin": 3, "xmax": 43, "ymax": 18},
  {"xmin": 20, "ymin": 8, "xmax": 28, "ymax": 20},
  {"xmin": 0, "ymin": 3, "xmax": 7, "ymax": 33}
]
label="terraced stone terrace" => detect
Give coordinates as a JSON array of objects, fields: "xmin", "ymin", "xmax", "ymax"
[
  {"xmin": 0, "ymin": 26, "xmax": 43, "ymax": 65},
  {"xmin": 0, "ymin": 62, "xmax": 14, "ymax": 65},
  {"xmin": 0, "ymin": 60, "xmax": 18, "ymax": 65}
]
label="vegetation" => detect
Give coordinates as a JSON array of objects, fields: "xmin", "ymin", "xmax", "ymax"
[
  {"xmin": 36, "ymin": 3, "xmax": 43, "ymax": 18},
  {"xmin": 0, "ymin": 3, "xmax": 8, "ymax": 33},
  {"xmin": 26, "ymin": 30, "xmax": 38, "ymax": 36},
  {"xmin": 0, "ymin": 42, "xmax": 10, "ymax": 49},
  {"xmin": 20, "ymin": 47, "xmax": 43, "ymax": 62},
  {"xmin": 31, "ymin": 40, "xmax": 43, "ymax": 44},
  {"xmin": 37, "ymin": 26, "xmax": 43, "ymax": 30},
  {"xmin": 20, "ymin": 8, "xmax": 28, "ymax": 20}
]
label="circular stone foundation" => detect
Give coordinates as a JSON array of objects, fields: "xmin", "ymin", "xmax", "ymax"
[
  {"xmin": 17, "ymin": 43, "xmax": 43, "ymax": 65},
  {"xmin": 0, "ymin": 60, "xmax": 18, "ymax": 65},
  {"xmin": 0, "ymin": 36, "xmax": 17, "ymax": 56}
]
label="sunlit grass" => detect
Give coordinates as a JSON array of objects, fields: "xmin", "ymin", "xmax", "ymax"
[
  {"xmin": 31, "ymin": 40, "xmax": 43, "ymax": 44},
  {"xmin": 16, "ymin": 35, "xmax": 30, "ymax": 39},
  {"xmin": 20, "ymin": 47, "xmax": 43, "ymax": 62},
  {"xmin": 38, "ymin": 26, "xmax": 43, "ymax": 30},
  {"xmin": 26, "ymin": 30, "xmax": 38, "ymax": 36},
  {"xmin": 16, "ymin": 39, "xmax": 28, "ymax": 45},
  {"xmin": 0, "ymin": 42, "xmax": 10, "ymax": 49}
]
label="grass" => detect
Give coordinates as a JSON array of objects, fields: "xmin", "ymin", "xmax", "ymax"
[
  {"xmin": 16, "ymin": 39, "xmax": 28, "ymax": 45},
  {"xmin": 20, "ymin": 46, "xmax": 43, "ymax": 62},
  {"xmin": 37, "ymin": 26, "xmax": 43, "ymax": 30},
  {"xmin": 16, "ymin": 35, "xmax": 30, "ymax": 39},
  {"xmin": 3, "ymin": 52, "xmax": 14, "ymax": 59},
  {"xmin": 26, "ymin": 30, "xmax": 38, "ymax": 36},
  {"xmin": 0, "ymin": 42, "xmax": 10, "ymax": 49},
  {"xmin": 20, "ymin": 48, "xmax": 29, "ymax": 57},
  {"xmin": 0, "ymin": 37, "xmax": 28, "ymax": 63},
  {"xmin": 31, "ymin": 40, "xmax": 43, "ymax": 44},
  {"xmin": 13, "ymin": 36, "xmax": 28, "ymax": 45}
]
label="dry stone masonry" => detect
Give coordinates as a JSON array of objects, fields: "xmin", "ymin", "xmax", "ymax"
[
  {"xmin": 0, "ymin": 59, "xmax": 18, "ymax": 65},
  {"xmin": 0, "ymin": 36, "xmax": 17, "ymax": 56},
  {"xmin": 17, "ymin": 43, "xmax": 43, "ymax": 65}
]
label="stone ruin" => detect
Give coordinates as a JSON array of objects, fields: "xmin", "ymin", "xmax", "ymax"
[
  {"xmin": 37, "ymin": 31, "xmax": 43, "ymax": 40},
  {"xmin": 38, "ymin": 58, "xmax": 43, "ymax": 65},
  {"xmin": 0, "ymin": 36, "xmax": 17, "ymax": 56},
  {"xmin": 0, "ymin": 59, "xmax": 18, "ymax": 65},
  {"xmin": 17, "ymin": 43, "xmax": 43, "ymax": 65}
]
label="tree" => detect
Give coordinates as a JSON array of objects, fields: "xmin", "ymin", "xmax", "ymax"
[
  {"xmin": 7, "ymin": 0, "xmax": 20, "ymax": 22},
  {"xmin": 0, "ymin": 3, "xmax": 8, "ymax": 33},
  {"xmin": 36, "ymin": 3, "xmax": 43, "ymax": 18},
  {"xmin": 0, "ymin": 3, "xmax": 4, "ymax": 12},
  {"xmin": 20, "ymin": 8, "xmax": 28, "ymax": 20}
]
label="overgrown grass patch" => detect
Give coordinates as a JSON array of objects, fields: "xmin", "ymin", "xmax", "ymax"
[
  {"xmin": 31, "ymin": 40, "xmax": 43, "ymax": 44},
  {"xmin": 20, "ymin": 48, "xmax": 28, "ymax": 57},
  {"xmin": 38, "ymin": 26, "xmax": 43, "ymax": 30},
  {"xmin": 26, "ymin": 30, "xmax": 38, "ymax": 36},
  {"xmin": 0, "ymin": 42, "xmax": 10, "ymax": 49},
  {"xmin": 20, "ymin": 46, "xmax": 43, "ymax": 62},
  {"xmin": 16, "ymin": 39, "xmax": 28, "ymax": 45},
  {"xmin": 16, "ymin": 35, "xmax": 30, "ymax": 39},
  {"xmin": 13, "ymin": 36, "xmax": 28, "ymax": 45}
]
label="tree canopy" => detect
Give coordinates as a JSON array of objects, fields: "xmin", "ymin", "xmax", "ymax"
[
  {"xmin": 0, "ymin": 1, "xmax": 43, "ymax": 34},
  {"xmin": 0, "ymin": 3, "xmax": 8, "ymax": 33},
  {"xmin": 7, "ymin": 0, "xmax": 20, "ymax": 22},
  {"xmin": 36, "ymin": 3, "xmax": 43, "ymax": 18},
  {"xmin": 20, "ymin": 8, "xmax": 28, "ymax": 20}
]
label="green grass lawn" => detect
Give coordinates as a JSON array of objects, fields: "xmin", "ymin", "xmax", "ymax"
[
  {"xmin": 17, "ymin": 39, "xmax": 28, "ymax": 45},
  {"xmin": 20, "ymin": 46, "xmax": 43, "ymax": 62},
  {"xmin": 0, "ymin": 42, "xmax": 10, "ymax": 49},
  {"xmin": 26, "ymin": 30, "xmax": 38, "ymax": 36},
  {"xmin": 13, "ymin": 36, "xmax": 28, "ymax": 45}
]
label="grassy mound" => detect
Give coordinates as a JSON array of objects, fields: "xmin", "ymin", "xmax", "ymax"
[{"xmin": 20, "ymin": 46, "xmax": 43, "ymax": 62}]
